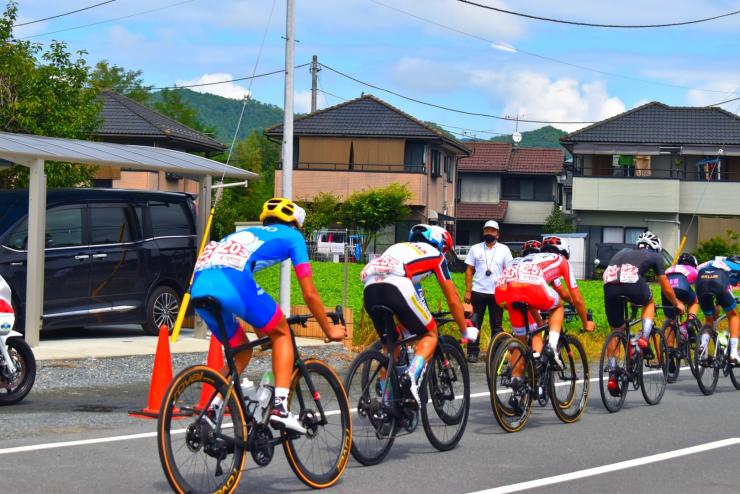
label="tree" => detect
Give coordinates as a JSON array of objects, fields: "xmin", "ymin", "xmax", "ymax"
[
  {"xmin": 300, "ymin": 192, "xmax": 341, "ymax": 238},
  {"xmin": 153, "ymin": 88, "xmax": 215, "ymax": 136},
  {"xmin": 89, "ymin": 60, "xmax": 152, "ymax": 104},
  {"xmin": 543, "ymin": 203, "xmax": 574, "ymax": 233},
  {"xmin": 695, "ymin": 230, "xmax": 739, "ymax": 263},
  {"xmin": 339, "ymin": 183, "xmax": 411, "ymax": 253},
  {"xmin": 0, "ymin": 1, "xmax": 101, "ymax": 188}
]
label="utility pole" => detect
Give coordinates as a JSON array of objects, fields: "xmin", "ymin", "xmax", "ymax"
[
  {"xmin": 279, "ymin": 0, "xmax": 295, "ymax": 315},
  {"xmin": 310, "ymin": 54, "xmax": 320, "ymax": 113}
]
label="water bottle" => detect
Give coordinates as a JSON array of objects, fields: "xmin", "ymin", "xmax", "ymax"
[
  {"xmin": 718, "ymin": 330, "xmax": 729, "ymax": 348},
  {"xmin": 678, "ymin": 323, "xmax": 688, "ymax": 342},
  {"xmin": 629, "ymin": 336, "xmax": 639, "ymax": 358},
  {"xmin": 254, "ymin": 371, "xmax": 274, "ymax": 423}
]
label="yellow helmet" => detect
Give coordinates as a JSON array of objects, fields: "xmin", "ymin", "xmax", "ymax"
[{"xmin": 259, "ymin": 197, "xmax": 306, "ymax": 227}]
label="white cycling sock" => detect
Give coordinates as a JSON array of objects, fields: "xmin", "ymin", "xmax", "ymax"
[
  {"xmin": 548, "ymin": 331, "xmax": 560, "ymax": 352},
  {"xmin": 701, "ymin": 332, "xmax": 711, "ymax": 348},
  {"xmin": 275, "ymin": 387, "xmax": 289, "ymax": 406},
  {"xmin": 731, "ymin": 338, "xmax": 739, "ymax": 356},
  {"xmin": 642, "ymin": 319, "xmax": 654, "ymax": 340}
]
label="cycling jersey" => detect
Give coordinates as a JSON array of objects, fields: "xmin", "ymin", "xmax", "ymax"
[
  {"xmin": 661, "ymin": 266, "xmax": 698, "ymax": 320},
  {"xmin": 695, "ymin": 259, "xmax": 740, "ymax": 316},
  {"xmin": 361, "ymin": 242, "xmax": 449, "ymax": 338},
  {"xmin": 191, "ymin": 225, "xmax": 311, "ymax": 346},
  {"xmin": 602, "ymin": 247, "xmax": 665, "ymax": 285}
]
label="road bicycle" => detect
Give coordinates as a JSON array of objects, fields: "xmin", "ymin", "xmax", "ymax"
[
  {"xmin": 598, "ymin": 297, "xmax": 668, "ymax": 413},
  {"xmin": 661, "ymin": 310, "xmax": 700, "ymax": 383},
  {"xmin": 694, "ymin": 299, "xmax": 740, "ymax": 395},
  {"xmin": 157, "ymin": 296, "xmax": 352, "ymax": 493},
  {"xmin": 488, "ymin": 301, "xmax": 589, "ymax": 433},
  {"xmin": 345, "ymin": 307, "xmax": 470, "ymax": 465}
]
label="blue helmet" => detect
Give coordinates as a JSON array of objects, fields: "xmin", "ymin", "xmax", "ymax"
[{"xmin": 408, "ymin": 224, "xmax": 453, "ymax": 254}]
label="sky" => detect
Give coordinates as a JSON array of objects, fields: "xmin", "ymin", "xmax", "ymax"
[{"xmin": 11, "ymin": 0, "xmax": 740, "ymax": 137}]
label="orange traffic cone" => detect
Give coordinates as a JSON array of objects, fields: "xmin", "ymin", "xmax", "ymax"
[
  {"xmin": 129, "ymin": 324, "xmax": 175, "ymax": 419},
  {"xmin": 197, "ymin": 335, "xmax": 224, "ymax": 411}
]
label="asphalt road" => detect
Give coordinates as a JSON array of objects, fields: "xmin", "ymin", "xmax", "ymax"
[{"xmin": 2, "ymin": 363, "xmax": 739, "ymax": 494}]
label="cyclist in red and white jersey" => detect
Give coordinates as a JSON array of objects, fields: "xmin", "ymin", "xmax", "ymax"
[
  {"xmin": 496, "ymin": 237, "xmax": 594, "ymax": 370},
  {"xmin": 361, "ymin": 224, "xmax": 476, "ymax": 405}
]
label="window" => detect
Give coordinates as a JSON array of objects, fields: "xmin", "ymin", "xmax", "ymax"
[
  {"xmin": 431, "ymin": 149, "xmax": 441, "ymax": 177},
  {"xmin": 501, "ymin": 177, "xmax": 552, "ymax": 201},
  {"xmin": 404, "ymin": 141, "xmax": 425, "ymax": 172},
  {"xmin": 445, "ymin": 155, "xmax": 454, "ymax": 183},
  {"xmin": 90, "ymin": 207, "xmax": 132, "ymax": 244},
  {"xmin": 150, "ymin": 202, "xmax": 194, "ymax": 237},
  {"xmin": 602, "ymin": 227, "xmax": 624, "ymax": 243},
  {"xmin": 5, "ymin": 207, "xmax": 83, "ymax": 250},
  {"xmin": 625, "ymin": 228, "xmax": 645, "ymax": 244}
]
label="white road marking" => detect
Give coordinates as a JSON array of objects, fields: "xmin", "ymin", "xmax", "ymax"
[{"xmin": 468, "ymin": 437, "xmax": 740, "ymax": 494}]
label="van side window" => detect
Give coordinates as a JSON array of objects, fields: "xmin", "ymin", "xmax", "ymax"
[
  {"xmin": 90, "ymin": 207, "xmax": 132, "ymax": 244},
  {"xmin": 5, "ymin": 207, "xmax": 84, "ymax": 249},
  {"xmin": 150, "ymin": 202, "xmax": 193, "ymax": 237}
]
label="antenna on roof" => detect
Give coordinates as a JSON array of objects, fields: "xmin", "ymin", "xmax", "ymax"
[{"xmin": 512, "ymin": 112, "xmax": 522, "ymax": 146}]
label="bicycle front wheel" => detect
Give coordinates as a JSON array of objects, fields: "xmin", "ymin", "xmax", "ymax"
[
  {"xmin": 490, "ymin": 337, "xmax": 534, "ymax": 432},
  {"xmin": 283, "ymin": 359, "xmax": 351, "ymax": 489},
  {"xmin": 343, "ymin": 349, "xmax": 395, "ymax": 466},
  {"xmin": 486, "ymin": 332, "xmax": 511, "ymax": 392},
  {"xmin": 694, "ymin": 327, "xmax": 720, "ymax": 396},
  {"xmin": 550, "ymin": 335, "xmax": 589, "ymax": 423},
  {"xmin": 686, "ymin": 318, "xmax": 699, "ymax": 379},
  {"xmin": 158, "ymin": 365, "xmax": 248, "ymax": 494},
  {"xmin": 729, "ymin": 363, "xmax": 740, "ymax": 390},
  {"xmin": 598, "ymin": 330, "xmax": 629, "ymax": 413},
  {"xmin": 640, "ymin": 329, "xmax": 667, "ymax": 405},
  {"xmin": 420, "ymin": 335, "xmax": 470, "ymax": 451},
  {"xmin": 661, "ymin": 321, "xmax": 680, "ymax": 384}
]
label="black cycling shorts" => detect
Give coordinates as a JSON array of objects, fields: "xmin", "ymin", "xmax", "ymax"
[
  {"xmin": 661, "ymin": 274, "xmax": 697, "ymax": 320},
  {"xmin": 696, "ymin": 267, "xmax": 737, "ymax": 316},
  {"xmin": 604, "ymin": 281, "xmax": 653, "ymax": 328},
  {"xmin": 363, "ymin": 277, "xmax": 434, "ymax": 342}
]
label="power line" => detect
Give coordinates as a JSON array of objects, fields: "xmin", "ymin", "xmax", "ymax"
[
  {"xmin": 369, "ymin": 0, "xmax": 732, "ymax": 96},
  {"xmin": 709, "ymin": 95, "xmax": 740, "ymax": 107},
  {"xmin": 13, "ymin": 0, "xmax": 117, "ymax": 27},
  {"xmin": 456, "ymin": 0, "xmax": 740, "ymax": 28},
  {"xmin": 21, "ymin": 0, "xmax": 196, "ymax": 39},
  {"xmin": 149, "ymin": 64, "xmax": 309, "ymax": 91},
  {"xmin": 319, "ymin": 62, "xmax": 596, "ymax": 124}
]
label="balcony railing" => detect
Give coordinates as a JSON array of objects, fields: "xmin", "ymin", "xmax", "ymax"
[
  {"xmin": 573, "ymin": 163, "xmax": 740, "ymax": 182},
  {"xmin": 277, "ymin": 161, "xmax": 426, "ymax": 173}
]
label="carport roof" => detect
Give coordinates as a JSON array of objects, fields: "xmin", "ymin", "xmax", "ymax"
[{"xmin": 0, "ymin": 131, "xmax": 256, "ymax": 180}]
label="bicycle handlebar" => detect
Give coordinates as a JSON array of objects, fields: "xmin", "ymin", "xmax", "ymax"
[{"xmin": 287, "ymin": 305, "xmax": 346, "ymax": 327}]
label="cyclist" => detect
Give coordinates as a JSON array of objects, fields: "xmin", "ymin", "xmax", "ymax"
[
  {"xmin": 496, "ymin": 236, "xmax": 594, "ymax": 376},
  {"xmin": 361, "ymin": 224, "xmax": 476, "ymax": 406},
  {"xmin": 661, "ymin": 253, "xmax": 700, "ymax": 345},
  {"xmin": 191, "ymin": 198, "xmax": 346, "ymax": 433},
  {"xmin": 603, "ymin": 232, "xmax": 685, "ymax": 389},
  {"xmin": 695, "ymin": 255, "xmax": 740, "ymax": 363}
]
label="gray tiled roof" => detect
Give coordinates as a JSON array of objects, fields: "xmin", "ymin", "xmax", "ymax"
[
  {"xmin": 561, "ymin": 102, "xmax": 740, "ymax": 145},
  {"xmin": 265, "ymin": 94, "xmax": 469, "ymax": 154},
  {"xmin": 95, "ymin": 90, "xmax": 225, "ymax": 152}
]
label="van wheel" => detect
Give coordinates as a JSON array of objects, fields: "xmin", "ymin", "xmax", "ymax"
[{"xmin": 144, "ymin": 286, "xmax": 180, "ymax": 336}]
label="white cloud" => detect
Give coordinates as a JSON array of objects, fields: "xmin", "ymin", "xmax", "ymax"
[
  {"xmin": 294, "ymin": 89, "xmax": 327, "ymax": 114},
  {"xmin": 391, "ymin": 57, "xmax": 467, "ymax": 93},
  {"xmin": 471, "ymin": 70, "xmax": 626, "ymax": 131},
  {"xmin": 175, "ymin": 73, "xmax": 251, "ymax": 100}
]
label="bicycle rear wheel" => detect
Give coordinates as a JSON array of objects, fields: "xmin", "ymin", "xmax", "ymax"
[
  {"xmin": 158, "ymin": 365, "xmax": 247, "ymax": 494},
  {"xmin": 490, "ymin": 337, "xmax": 534, "ymax": 432},
  {"xmin": 420, "ymin": 336, "xmax": 470, "ymax": 451},
  {"xmin": 598, "ymin": 330, "xmax": 629, "ymax": 413},
  {"xmin": 550, "ymin": 335, "xmax": 589, "ymax": 423},
  {"xmin": 729, "ymin": 363, "xmax": 740, "ymax": 390},
  {"xmin": 486, "ymin": 332, "xmax": 511, "ymax": 392},
  {"xmin": 662, "ymin": 321, "xmax": 680, "ymax": 384},
  {"xmin": 640, "ymin": 329, "xmax": 667, "ymax": 405},
  {"xmin": 283, "ymin": 359, "xmax": 351, "ymax": 489},
  {"xmin": 343, "ymin": 349, "xmax": 395, "ymax": 466},
  {"xmin": 694, "ymin": 327, "xmax": 720, "ymax": 396}
]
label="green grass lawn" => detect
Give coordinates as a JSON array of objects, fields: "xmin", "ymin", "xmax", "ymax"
[{"xmin": 254, "ymin": 261, "xmax": 737, "ymax": 352}]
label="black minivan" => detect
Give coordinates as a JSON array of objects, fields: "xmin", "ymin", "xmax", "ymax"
[{"xmin": 0, "ymin": 189, "xmax": 197, "ymax": 335}]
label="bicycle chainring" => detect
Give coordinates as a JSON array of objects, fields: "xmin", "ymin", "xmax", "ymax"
[{"xmin": 249, "ymin": 424, "xmax": 275, "ymax": 467}]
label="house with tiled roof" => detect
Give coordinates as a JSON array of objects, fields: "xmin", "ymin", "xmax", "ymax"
[
  {"xmin": 455, "ymin": 141, "xmax": 565, "ymax": 247},
  {"xmin": 265, "ymin": 94, "xmax": 470, "ymax": 244},
  {"xmin": 91, "ymin": 90, "xmax": 226, "ymax": 197},
  {"xmin": 560, "ymin": 101, "xmax": 740, "ymax": 273}
]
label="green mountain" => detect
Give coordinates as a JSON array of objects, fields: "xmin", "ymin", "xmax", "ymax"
[
  {"xmin": 150, "ymin": 89, "xmax": 284, "ymax": 144},
  {"xmin": 488, "ymin": 125, "xmax": 567, "ymax": 148}
]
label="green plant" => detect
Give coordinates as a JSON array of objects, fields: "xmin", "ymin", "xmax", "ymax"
[
  {"xmin": 543, "ymin": 203, "xmax": 574, "ymax": 234},
  {"xmin": 695, "ymin": 230, "xmax": 739, "ymax": 263}
]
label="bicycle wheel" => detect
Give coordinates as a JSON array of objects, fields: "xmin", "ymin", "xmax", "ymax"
[
  {"xmin": 343, "ymin": 349, "xmax": 395, "ymax": 466},
  {"xmin": 729, "ymin": 363, "xmax": 740, "ymax": 390},
  {"xmin": 661, "ymin": 321, "xmax": 680, "ymax": 384},
  {"xmin": 485, "ymin": 332, "xmax": 512, "ymax": 392},
  {"xmin": 158, "ymin": 365, "xmax": 248, "ymax": 494},
  {"xmin": 686, "ymin": 319, "xmax": 699, "ymax": 379},
  {"xmin": 550, "ymin": 335, "xmax": 589, "ymax": 423},
  {"xmin": 640, "ymin": 329, "xmax": 667, "ymax": 405},
  {"xmin": 598, "ymin": 330, "xmax": 629, "ymax": 413},
  {"xmin": 490, "ymin": 337, "xmax": 534, "ymax": 432},
  {"xmin": 694, "ymin": 327, "xmax": 720, "ymax": 396},
  {"xmin": 283, "ymin": 359, "xmax": 351, "ymax": 489},
  {"xmin": 420, "ymin": 336, "xmax": 470, "ymax": 451}
]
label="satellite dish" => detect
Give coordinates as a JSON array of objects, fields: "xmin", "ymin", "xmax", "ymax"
[{"xmin": 512, "ymin": 131, "xmax": 522, "ymax": 144}]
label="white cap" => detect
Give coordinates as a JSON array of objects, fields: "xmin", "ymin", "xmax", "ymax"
[{"xmin": 483, "ymin": 220, "xmax": 500, "ymax": 231}]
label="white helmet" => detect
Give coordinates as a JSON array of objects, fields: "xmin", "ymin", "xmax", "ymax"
[{"xmin": 636, "ymin": 231, "xmax": 662, "ymax": 252}]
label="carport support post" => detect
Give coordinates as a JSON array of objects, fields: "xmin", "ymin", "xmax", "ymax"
[
  {"xmin": 25, "ymin": 159, "xmax": 46, "ymax": 347},
  {"xmin": 193, "ymin": 176, "xmax": 213, "ymax": 339}
]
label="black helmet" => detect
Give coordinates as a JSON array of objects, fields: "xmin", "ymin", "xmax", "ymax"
[{"xmin": 677, "ymin": 253, "xmax": 698, "ymax": 268}]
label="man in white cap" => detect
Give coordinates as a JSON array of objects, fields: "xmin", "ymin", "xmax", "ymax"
[{"xmin": 464, "ymin": 220, "xmax": 512, "ymax": 362}]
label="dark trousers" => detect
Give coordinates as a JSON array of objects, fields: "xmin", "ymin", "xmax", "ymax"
[{"xmin": 468, "ymin": 290, "xmax": 503, "ymax": 355}]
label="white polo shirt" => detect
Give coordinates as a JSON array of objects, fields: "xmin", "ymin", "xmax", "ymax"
[{"xmin": 465, "ymin": 241, "xmax": 513, "ymax": 294}]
